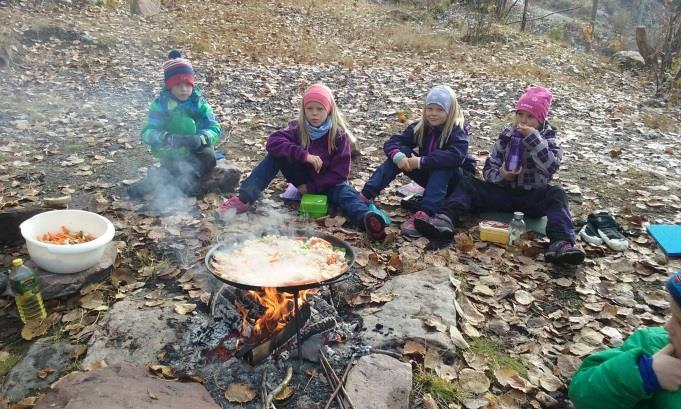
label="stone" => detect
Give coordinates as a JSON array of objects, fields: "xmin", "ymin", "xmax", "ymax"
[
  {"xmin": 82, "ymin": 298, "xmax": 186, "ymax": 368},
  {"xmin": 612, "ymin": 51, "xmax": 645, "ymax": 69},
  {"xmin": 201, "ymin": 159, "xmax": 241, "ymax": 194},
  {"xmin": 130, "ymin": 0, "xmax": 161, "ymax": 16},
  {"xmin": 28, "ymin": 241, "xmax": 120, "ymax": 300},
  {"xmin": 0, "ymin": 207, "xmax": 43, "ymax": 245},
  {"xmin": 344, "ymin": 354, "xmax": 412, "ymax": 409},
  {"xmin": 1, "ymin": 340, "xmax": 76, "ymax": 402},
  {"xmin": 359, "ymin": 267, "xmax": 459, "ymax": 350},
  {"xmin": 33, "ymin": 363, "xmax": 220, "ymax": 409}
]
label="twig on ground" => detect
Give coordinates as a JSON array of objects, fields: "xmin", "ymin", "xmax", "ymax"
[
  {"xmin": 321, "ymin": 351, "xmax": 355, "ymax": 409},
  {"xmin": 319, "ymin": 353, "xmax": 345, "ymax": 409},
  {"xmin": 326, "ymin": 354, "xmax": 356, "ymax": 409},
  {"xmin": 263, "ymin": 366, "xmax": 293, "ymax": 409}
]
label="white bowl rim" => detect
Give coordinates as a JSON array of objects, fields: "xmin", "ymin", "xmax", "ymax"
[{"xmin": 20, "ymin": 209, "xmax": 115, "ymax": 253}]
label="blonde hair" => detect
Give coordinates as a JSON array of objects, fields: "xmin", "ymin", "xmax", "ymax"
[
  {"xmin": 414, "ymin": 85, "xmax": 465, "ymax": 149},
  {"xmin": 297, "ymin": 84, "xmax": 354, "ymax": 154}
]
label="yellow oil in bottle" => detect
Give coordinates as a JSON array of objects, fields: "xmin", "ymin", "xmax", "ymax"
[{"xmin": 9, "ymin": 258, "xmax": 47, "ymax": 323}]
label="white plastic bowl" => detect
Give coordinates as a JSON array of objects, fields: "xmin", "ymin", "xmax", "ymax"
[{"xmin": 20, "ymin": 210, "xmax": 115, "ymax": 274}]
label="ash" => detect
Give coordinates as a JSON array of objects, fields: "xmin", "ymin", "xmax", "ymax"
[{"xmin": 159, "ymin": 286, "xmax": 361, "ymax": 408}]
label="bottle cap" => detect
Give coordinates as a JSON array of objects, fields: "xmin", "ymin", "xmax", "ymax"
[
  {"xmin": 513, "ymin": 212, "xmax": 524, "ymax": 218},
  {"xmin": 11, "ymin": 258, "xmax": 24, "ymax": 267}
]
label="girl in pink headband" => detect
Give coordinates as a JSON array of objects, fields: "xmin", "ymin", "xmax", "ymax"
[{"xmin": 219, "ymin": 84, "xmax": 388, "ymax": 241}]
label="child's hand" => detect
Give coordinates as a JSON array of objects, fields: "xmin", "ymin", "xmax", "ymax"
[
  {"xmin": 406, "ymin": 157, "xmax": 420, "ymax": 171},
  {"xmin": 305, "ymin": 154, "xmax": 323, "ymax": 173},
  {"xmin": 396, "ymin": 157, "xmax": 411, "ymax": 172},
  {"xmin": 653, "ymin": 344, "xmax": 681, "ymax": 391},
  {"xmin": 516, "ymin": 124, "xmax": 536, "ymax": 137},
  {"xmin": 500, "ymin": 162, "xmax": 522, "ymax": 181},
  {"xmin": 297, "ymin": 184, "xmax": 308, "ymax": 194}
]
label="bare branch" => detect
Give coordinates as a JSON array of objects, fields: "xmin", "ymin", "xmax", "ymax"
[{"xmin": 507, "ymin": 6, "xmax": 583, "ymax": 25}]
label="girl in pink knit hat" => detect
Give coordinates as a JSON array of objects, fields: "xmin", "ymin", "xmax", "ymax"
[
  {"xmin": 423, "ymin": 86, "xmax": 586, "ymax": 265},
  {"xmin": 218, "ymin": 84, "xmax": 388, "ymax": 241}
]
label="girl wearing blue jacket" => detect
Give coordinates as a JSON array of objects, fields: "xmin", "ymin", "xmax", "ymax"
[{"xmin": 360, "ymin": 85, "xmax": 475, "ymax": 238}]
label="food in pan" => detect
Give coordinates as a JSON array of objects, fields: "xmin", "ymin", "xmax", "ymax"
[
  {"xmin": 210, "ymin": 235, "xmax": 347, "ymax": 287},
  {"xmin": 37, "ymin": 226, "xmax": 96, "ymax": 245}
]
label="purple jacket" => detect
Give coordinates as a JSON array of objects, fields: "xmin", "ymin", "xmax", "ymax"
[
  {"xmin": 383, "ymin": 121, "xmax": 476, "ymax": 173},
  {"xmin": 266, "ymin": 120, "xmax": 350, "ymax": 193},
  {"xmin": 483, "ymin": 121, "xmax": 562, "ymax": 190}
]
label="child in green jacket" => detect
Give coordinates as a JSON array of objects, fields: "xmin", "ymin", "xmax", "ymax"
[
  {"xmin": 128, "ymin": 50, "xmax": 221, "ymax": 199},
  {"xmin": 569, "ymin": 271, "xmax": 681, "ymax": 409}
]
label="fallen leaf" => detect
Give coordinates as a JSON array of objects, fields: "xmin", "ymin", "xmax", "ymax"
[
  {"xmin": 424, "ymin": 315, "xmax": 447, "ymax": 332},
  {"xmin": 148, "ymin": 388, "xmax": 158, "ymax": 400},
  {"xmin": 458, "ymin": 368, "xmax": 490, "ymax": 394},
  {"xmin": 514, "ymin": 290, "xmax": 534, "ymax": 306},
  {"xmin": 224, "ymin": 382, "xmax": 256, "ymax": 403},
  {"xmin": 83, "ymin": 359, "xmax": 108, "ymax": 371},
  {"xmin": 422, "ymin": 393, "xmax": 438, "ymax": 409},
  {"xmin": 403, "ymin": 340, "xmax": 426, "ymax": 356},
  {"xmin": 174, "ymin": 303, "xmax": 197, "ymax": 315},
  {"xmin": 148, "ymin": 364, "xmax": 176, "ymax": 379},
  {"xmin": 36, "ymin": 367, "xmax": 55, "ymax": 380},
  {"xmin": 495, "ymin": 367, "xmax": 534, "ymax": 393},
  {"xmin": 274, "ymin": 384, "xmax": 295, "ymax": 401},
  {"xmin": 21, "ymin": 312, "xmax": 61, "ymax": 340}
]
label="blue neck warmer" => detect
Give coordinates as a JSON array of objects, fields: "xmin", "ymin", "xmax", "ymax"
[{"xmin": 305, "ymin": 117, "xmax": 332, "ymax": 140}]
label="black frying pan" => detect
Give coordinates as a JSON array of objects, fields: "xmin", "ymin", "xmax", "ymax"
[{"xmin": 204, "ymin": 229, "xmax": 356, "ymax": 293}]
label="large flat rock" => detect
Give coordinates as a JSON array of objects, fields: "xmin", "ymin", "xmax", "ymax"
[
  {"xmin": 82, "ymin": 298, "xmax": 186, "ymax": 368},
  {"xmin": 30, "ymin": 241, "xmax": 120, "ymax": 300},
  {"xmin": 1, "ymin": 340, "xmax": 76, "ymax": 402},
  {"xmin": 33, "ymin": 363, "xmax": 220, "ymax": 409},
  {"xmin": 344, "ymin": 354, "xmax": 412, "ymax": 409},
  {"xmin": 359, "ymin": 266, "xmax": 458, "ymax": 350}
]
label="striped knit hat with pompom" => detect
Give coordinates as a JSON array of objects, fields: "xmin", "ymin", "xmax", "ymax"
[{"xmin": 163, "ymin": 50, "xmax": 195, "ymax": 89}]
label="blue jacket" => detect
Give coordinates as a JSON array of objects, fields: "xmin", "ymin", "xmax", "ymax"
[{"xmin": 383, "ymin": 121, "xmax": 476, "ymax": 173}]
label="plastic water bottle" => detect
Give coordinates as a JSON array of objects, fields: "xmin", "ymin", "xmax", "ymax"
[
  {"xmin": 505, "ymin": 130, "xmax": 523, "ymax": 172},
  {"xmin": 507, "ymin": 212, "xmax": 526, "ymax": 253},
  {"xmin": 9, "ymin": 259, "xmax": 47, "ymax": 323}
]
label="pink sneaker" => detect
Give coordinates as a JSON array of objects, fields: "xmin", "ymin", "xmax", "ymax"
[
  {"xmin": 401, "ymin": 211, "xmax": 426, "ymax": 238},
  {"xmin": 218, "ymin": 196, "xmax": 249, "ymax": 214}
]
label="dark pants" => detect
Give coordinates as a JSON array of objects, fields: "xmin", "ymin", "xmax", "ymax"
[
  {"xmin": 238, "ymin": 154, "xmax": 370, "ymax": 228},
  {"xmin": 160, "ymin": 146, "xmax": 217, "ymax": 180},
  {"xmin": 131, "ymin": 147, "xmax": 216, "ymax": 197},
  {"xmin": 362, "ymin": 158, "xmax": 463, "ymax": 215},
  {"xmin": 444, "ymin": 175, "xmax": 575, "ymax": 243}
]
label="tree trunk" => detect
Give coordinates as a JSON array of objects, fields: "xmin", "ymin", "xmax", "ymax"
[
  {"xmin": 587, "ymin": 0, "xmax": 598, "ymax": 52},
  {"xmin": 520, "ymin": 0, "xmax": 529, "ymax": 31},
  {"xmin": 636, "ymin": 26, "xmax": 658, "ymax": 67}
]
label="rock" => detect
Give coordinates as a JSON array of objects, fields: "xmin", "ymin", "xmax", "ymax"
[
  {"xmin": 130, "ymin": 0, "xmax": 161, "ymax": 16},
  {"xmin": 612, "ymin": 51, "xmax": 645, "ymax": 69},
  {"xmin": 82, "ymin": 298, "xmax": 186, "ymax": 368},
  {"xmin": 0, "ymin": 207, "xmax": 43, "ymax": 245},
  {"xmin": 359, "ymin": 267, "xmax": 459, "ymax": 350},
  {"xmin": 33, "ymin": 363, "xmax": 220, "ymax": 409},
  {"xmin": 28, "ymin": 241, "xmax": 120, "ymax": 300},
  {"xmin": 201, "ymin": 159, "xmax": 241, "ymax": 194},
  {"xmin": 344, "ymin": 354, "xmax": 412, "ymax": 409},
  {"xmin": 1, "ymin": 340, "xmax": 76, "ymax": 402}
]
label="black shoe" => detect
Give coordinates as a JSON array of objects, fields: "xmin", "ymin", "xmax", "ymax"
[
  {"xmin": 400, "ymin": 194, "xmax": 422, "ymax": 212},
  {"xmin": 545, "ymin": 241, "xmax": 585, "ymax": 265},
  {"xmin": 586, "ymin": 211, "xmax": 628, "ymax": 251},
  {"xmin": 414, "ymin": 213, "xmax": 454, "ymax": 240}
]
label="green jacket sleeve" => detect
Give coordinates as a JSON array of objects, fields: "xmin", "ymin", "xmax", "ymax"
[
  {"xmin": 568, "ymin": 328, "xmax": 670, "ymax": 409},
  {"xmin": 140, "ymin": 97, "xmax": 167, "ymax": 147},
  {"xmin": 195, "ymin": 97, "xmax": 221, "ymax": 147}
]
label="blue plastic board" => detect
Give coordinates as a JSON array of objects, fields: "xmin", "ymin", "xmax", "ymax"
[{"xmin": 647, "ymin": 224, "xmax": 681, "ymax": 257}]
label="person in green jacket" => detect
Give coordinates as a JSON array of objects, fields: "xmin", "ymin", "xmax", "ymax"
[
  {"xmin": 128, "ymin": 50, "xmax": 222, "ymax": 199},
  {"xmin": 568, "ymin": 271, "xmax": 681, "ymax": 409}
]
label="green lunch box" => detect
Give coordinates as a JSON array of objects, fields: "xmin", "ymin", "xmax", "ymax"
[{"xmin": 299, "ymin": 194, "xmax": 328, "ymax": 219}]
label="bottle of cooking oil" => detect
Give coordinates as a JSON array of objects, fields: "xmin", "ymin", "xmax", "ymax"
[{"xmin": 9, "ymin": 259, "xmax": 46, "ymax": 323}]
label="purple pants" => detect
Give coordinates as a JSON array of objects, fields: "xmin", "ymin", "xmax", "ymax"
[{"xmin": 444, "ymin": 175, "xmax": 575, "ymax": 243}]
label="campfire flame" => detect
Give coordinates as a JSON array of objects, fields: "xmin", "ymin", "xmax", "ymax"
[{"xmin": 235, "ymin": 288, "xmax": 312, "ymax": 341}]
